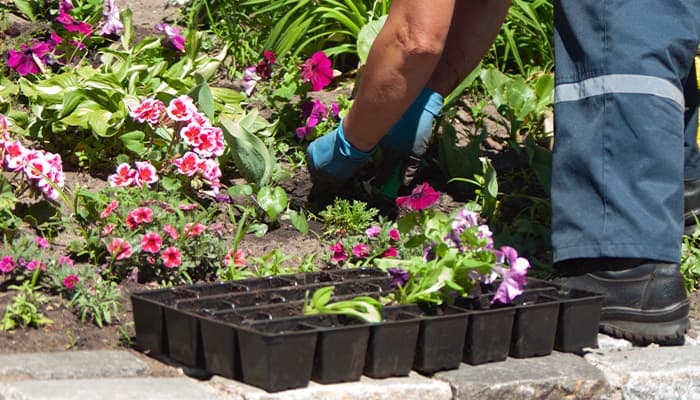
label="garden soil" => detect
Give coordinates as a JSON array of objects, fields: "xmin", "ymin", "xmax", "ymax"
[{"xmin": 1, "ymin": 0, "xmax": 699, "ymax": 359}]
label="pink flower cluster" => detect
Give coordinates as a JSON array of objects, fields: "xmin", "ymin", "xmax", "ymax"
[
  {"xmin": 295, "ymin": 99, "xmax": 340, "ymax": 139},
  {"xmin": 328, "ymin": 226, "xmax": 401, "ymax": 264},
  {"xmin": 1, "ymin": 116, "xmax": 66, "ymax": 200},
  {"xmin": 126, "ymin": 95, "xmax": 224, "ymax": 193},
  {"xmin": 108, "ymin": 161, "xmax": 158, "ymax": 188}
]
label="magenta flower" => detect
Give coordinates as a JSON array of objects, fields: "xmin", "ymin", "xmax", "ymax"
[
  {"xmin": 296, "ymin": 99, "xmax": 329, "ymax": 139},
  {"xmin": 492, "ymin": 246, "xmax": 530, "ymax": 304},
  {"xmin": 100, "ymin": 200, "xmax": 120, "ymax": 219},
  {"xmin": 383, "ymin": 247, "xmax": 398, "ymax": 258},
  {"xmin": 0, "ymin": 256, "xmax": 17, "ymax": 273},
  {"xmin": 56, "ymin": 7, "xmax": 92, "ymax": 35},
  {"xmin": 300, "ymin": 51, "xmax": 333, "ymax": 91},
  {"xmin": 63, "ymin": 275, "xmax": 79, "ymax": 289},
  {"xmin": 108, "ymin": 163, "xmax": 137, "ymax": 187},
  {"xmin": 125, "ymin": 207, "xmax": 153, "ymax": 229},
  {"xmin": 102, "ymin": 223, "xmax": 115, "ymax": 237},
  {"xmin": 184, "ymin": 222, "xmax": 206, "ymax": 237},
  {"xmin": 395, "ymin": 182, "xmax": 440, "ymax": 211},
  {"xmin": 163, "ymin": 224, "xmax": 179, "ymax": 240},
  {"xmin": 162, "ymin": 246, "xmax": 182, "ymax": 268},
  {"xmin": 99, "ymin": 0, "xmax": 123, "ymax": 36},
  {"xmin": 243, "ymin": 66, "xmax": 261, "ymax": 97},
  {"xmin": 26, "ymin": 260, "xmax": 46, "ymax": 271},
  {"xmin": 58, "ymin": 256, "xmax": 74, "ymax": 266},
  {"xmin": 329, "ymin": 241, "xmax": 347, "ymax": 263},
  {"xmin": 352, "ymin": 244, "xmax": 370, "ymax": 259},
  {"xmin": 106, "ymin": 237, "xmax": 132, "ymax": 260},
  {"xmin": 141, "ymin": 232, "xmax": 163, "ymax": 254},
  {"xmin": 34, "ymin": 236, "xmax": 50, "ymax": 249},
  {"xmin": 7, "ymin": 41, "xmax": 51, "ymax": 76},
  {"xmin": 154, "ymin": 23, "xmax": 185, "ymax": 52},
  {"xmin": 365, "ymin": 226, "xmax": 381, "ymax": 238},
  {"xmin": 388, "ymin": 229, "xmax": 401, "ymax": 241},
  {"xmin": 173, "ymin": 152, "xmax": 201, "ymax": 176}
]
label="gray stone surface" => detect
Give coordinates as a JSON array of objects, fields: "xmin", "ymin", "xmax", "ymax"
[
  {"xmin": 0, "ymin": 351, "xmax": 149, "ymax": 380},
  {"xmin": 585, "ymin": 346, "xmax": 700, "ymax": 400},
  {"xmin": 0, "ymin": 378, "xmax": 221, "ymax": 400},
  {"xmin": 208, "ymin": 372, "xmax": 452, "ymax": 400},
  {"xmin": 593, "ymin": 334, "xmax": 634, "ymax": 352},
  {"xmin": 434, "ymin": 352, "xmax": 612, "ymax": 400}
]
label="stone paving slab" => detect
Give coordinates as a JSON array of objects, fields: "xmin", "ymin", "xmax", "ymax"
[
  {"xmin": 434, "ymin": 351, "xmax": 611, "ymax": 400},
  {"xmin": 0, "ymin": 378, "xmax": 221, "ymax": 400},
  {"xmin": 585, "ymin": 346, "xmax": 700, "ymax": 400},
  {"xmin": 207, "ymin": 371, "xmax": 452, "ymax": 400},
  {"xmin": 0, "ymin": 351, "xmax": 149, "ymax": 380}
]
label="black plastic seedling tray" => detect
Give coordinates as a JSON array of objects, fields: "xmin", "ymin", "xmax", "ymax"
[{"xmin": 131, "ymin": 269, "xmax": 606, "ymax": 393}]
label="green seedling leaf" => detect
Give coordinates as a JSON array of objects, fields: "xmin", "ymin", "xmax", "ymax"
[
  {"xmin": 119, "ymin": 130, "xmax": 146, "ymax": 156},
  {"xmin": 288, "ymin": 209, "xmax": 309, "ymax": 234},
  {"xmin": 188, "ymin": 79, "xmax": 215, "ymax": 119},
  {"xmin": 257, "ymin": 186, "xmax": 287, "ymax": 221}
]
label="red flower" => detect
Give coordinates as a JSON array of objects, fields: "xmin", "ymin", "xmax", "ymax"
[
  {"xmin": 134, "ymin": 161, "xmax": 158, "ymax": 187},
  {"xmin": 130, "ymin": 98, "xmax": 165, "ymax": 125},
  {"xmin": 108, "ymin": 163, "xmax": 137, "ymax": 187},
  {"xmin": 63, "ymin": 275, "xmax": 79, "ymax": 289},
  {"xmin": 352, "ymin": 244, "xmax": 370, "ymax": 259},
  {"xmin": 102, "ymin": 223, "xmax": 115, "ymax": 237},
  {"xmin": 223, "ymin": 249, "xmax": 246, "ymax": 267},
  {"xmin": 395, "ymin": 182, "xmax": 440, "ymax": 211},
  {"xmin": 100, "ymin": 200, "xmax": 119, "ymax": 219},
  {"xmin": 173, "ymin": 151, "xmax": 200, "ymax": 176},
  {"xmin": 166, "ymin": 95, "xmax": 196, "ymax": 122},
  {"xmin": 141, "ymin": 232, "xmax": 163, "ymax": 254},
  {"xmin": 383, "ymin": 247, "xmax": 398, "ymax": 258},
  {"xmin": 300, "ymin": 51, "xmax": 333, "ymax": 91},
  {"xmin": 162, "ymin": 246, "xmax": 182, "ymax": 268},
  {"xmin": 388, "ymin": 228, "xmax": 401, "ymax": 241},
  {"xmin": 106, "ymin": 238, "xmax": 132, "ymax": 260}
]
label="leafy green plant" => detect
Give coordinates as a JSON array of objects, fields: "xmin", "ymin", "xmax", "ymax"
[
  {"xmin": 681, "ymin": 233, "xmax": 700, "ymax": 293},
  {"xmin": 67, "ymin": 274, "xmax": 122, "ymax": 327},
  {"xmin": 1, "ymin": 281, "xmax": 53, "ymax": 330},
  {"xmin": 303, "ymin": 285, "xmax": 382, "ymax": 323},
  {"xmin": 319, "ymin": 198, "xmax": 379, "ymax": 236}
]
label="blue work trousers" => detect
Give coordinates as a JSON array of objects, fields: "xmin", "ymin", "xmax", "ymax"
[{"xmin": 551, "ymin": 0, "xmax": 700, "ymax": 264}]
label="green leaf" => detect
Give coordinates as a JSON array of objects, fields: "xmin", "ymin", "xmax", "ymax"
[
  {"xmin": 119, "ymin": 131, "xmax": 146, "ymax": 156},
  {"xmin": 188, "ymin": 80, "xmax": 215, "ymax": 119},
  {"xmin": 220, "ymin": 115, "xmax": 275, "ymax": 185},
  {"xmin": 257, "ymin": 186, "xmax": 287, "ymax": 221},
  {"xmin": 120, "ymin": 9, "xmax": 134, "ymax": 50},
  {"xmin": 288, "ymin": 209, "xmax": 309, "ymax": 234},
  {"xmin": 160, "ymin": 176, "xmax": 182, "ymax": 191},
  {"xmin": 13, "ymin": 0, "xmax": 36, "ymax": 21},
  {"xmin": 87, "ymin": 109, "xmax": 113, "ymax": 137},
  {"xmin": 357, "ymin": 15, "xmax": 386, "ymax": 64},
  {"xmin": 228, "ymin": 184, "xmax": 253, "ymax": 197}
]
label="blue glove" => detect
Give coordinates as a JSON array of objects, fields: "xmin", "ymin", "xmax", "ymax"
[
  {"xmin": 376, "ymin": 88, "xmax": 443, "ymax": 195},
  {"xmin": 379, "ymin": 87, "xmax": 443, "ymax": 157},
  {"xmin": 306, "ymin": 118, "xmax": 376, "ymax": 186}
]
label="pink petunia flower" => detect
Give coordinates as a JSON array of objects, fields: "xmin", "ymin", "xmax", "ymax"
[
  {"xmin": 154, "ymin": 23, "xmax": 185, "ymax": 52},
  {"xmin": 395, "ymin": 182, "xmax": 440, "ymax": 211},
  {"xmin": 100, "ymin": 200, "xmax": 119, "ymax": 219},
  {"xmin": 162, "ymin": 246, "xmax": 182, "ymax": 268},
  {"xmin": 125, "ymin": 207, "xmax": 153, "ymax": 229},
  {"xmin": 184, "ymin": 222, "xmax": 206, "ymax": 237},
  {"xmin": 173, "ymin": 152, "xmax": 201, "ymax": 176},
  {"xmin": 352, "ymin": 244, "xmax": 370, "ymax": 259},
  {"xmin": 26, "ymin": 259, "xmax": 46, "ymax": 271},
  {"xmin": 129, "ymin": 98, "xmax": 165, "ymax": 125},
  {"xmin": 34, "ymin": 236, "xmax": 50, "ymax": 248},
  {"xmin": 102, "ymin": 223, "xmax": 115, "ymax": 236},
  {"xmin": 106, "ymin": 237, "xmax": 132, "ymax": 260},
  {"xmin": 134, "ymin": 161, "xmax": 158, "ymax": 187},
  {"xmin": 0, "ymin": 256, "xmax": 17, "ymax": 273},
  {"xmin": 300, "ymin": 51, "xmax": 333, "ymax": 91},
  {"xmin": 58, "ymin": 256, "xmax": 74, "ymax": 266},
  {"xmin": 63, "ymin": 275, "xmax": 79, "ymax": 289},
  {"xmin": 141, "ymin": 232, "xmax": 163, "ymax": 254},
  {"xmin": 163, "ymin": 224, "xmax": 179, "ymax": 240},
  {"xmin": 329, "ymin": 241, "xmax": 347, "ymax": 263},
  {"xmin": 166, "ymin": 95, "xmax": 196, "ymax": 122},
  {"xmin": 388, "ymin": 229, "xmax": 401, "ymax": 241},
  {"xmin": 7, "ymin": 41, "xmax": 51, "ymax": 76},
  {"xmin": 108, "ymin": 163, "xmax": 137, "ymax": 187},
  {"xmin": 365, "ymin": 226, "xmax": 381, "ymax": 238}
]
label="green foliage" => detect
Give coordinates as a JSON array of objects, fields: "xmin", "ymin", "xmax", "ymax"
[
  {"xmin": 68, "ymin": 275, "xmax": 122, "ymax": 327},
  {"xmin": 1, "ymin": 281, "xmax": 53, "ymax": 331},
  {"xmin": 220, "ymin": 112, "xmax": 275, "ymax": 187},
  {"xmin": 681, "ymin": 233, "xmax": 700, "ymax": 293},
  {"xmin": 303, "ymin": 285, "xmax": 382, "ymax": 322},
  {"xmin": 486, "ymin": 0, "xmax": 554, "ymax": 75},
  {"xmin": 319, "ymin": 198, "xmax": 379, "ymax": 235}
]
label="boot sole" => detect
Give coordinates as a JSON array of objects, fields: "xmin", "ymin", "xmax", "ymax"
[{"xmin": 599, "ymin": 300, "xmax": 690, "ymax": 346}]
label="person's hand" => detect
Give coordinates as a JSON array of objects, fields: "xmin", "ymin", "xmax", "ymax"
[{"xmin": 305, "ymin": 119, "xmax": 375, "ymax": 187}]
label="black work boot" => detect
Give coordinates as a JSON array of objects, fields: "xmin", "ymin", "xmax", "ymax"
[
  {"xmin": 554, "ymin": 259, "xmax": 690, "ymax": 346},
  {"xmin": 685, "ymin": 179, "xmax": 700, "ymax": 235}
]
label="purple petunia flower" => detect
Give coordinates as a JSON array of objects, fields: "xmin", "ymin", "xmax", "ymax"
[
  {"xmin": 491, "ymin": 246, "xmax": 530, "ymax": 304},
  {"xmin": 387, "ymin": 267, "xmax": 410, "ymax": 289},
  {"xmin": 154, "ymin": 23, "xmax": 185, "ymax": 52},
  {"xmin": 99, "ymin": 0, "xmax": 123, "ymax": 36}
]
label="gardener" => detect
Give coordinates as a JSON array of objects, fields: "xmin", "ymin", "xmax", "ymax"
[
  {"xmin": 549, "ymin": 0, "xmax": 699, "ymax": 345},
  {"xmin": 307, "ymin": 0, "xmax": 700, "ymax": 346}
]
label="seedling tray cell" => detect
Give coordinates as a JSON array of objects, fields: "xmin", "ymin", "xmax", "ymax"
[
  {"xmin": 363, "ymin": 307, "xmax": 420, "ymax": 378},
  {"xmin": 509, "ymin": 293, "xmax": 560, "ymax": 358}
]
